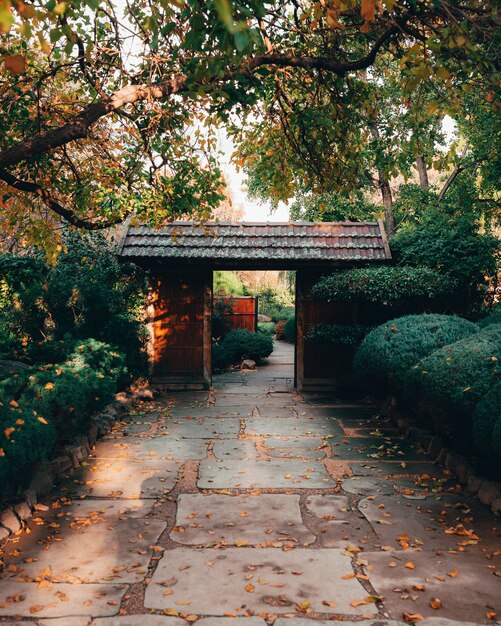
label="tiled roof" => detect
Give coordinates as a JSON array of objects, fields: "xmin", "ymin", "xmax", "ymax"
[{"xmin": 117, "ymin": 221, "xmax": 391, "ymax": 266}]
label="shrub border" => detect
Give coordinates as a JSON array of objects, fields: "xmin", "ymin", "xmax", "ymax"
[
  {"xmin": 382, "ymin": 396, "xmax": 501, "ymax": 518},
  {"xmin": 0, "ymin": 392, "xmax": 133, "ymax": 546}
]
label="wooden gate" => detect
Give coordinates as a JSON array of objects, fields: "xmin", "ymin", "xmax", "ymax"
[{"xmin": 149, "ymin": 271, "xmax": 211, "ymax": 389}]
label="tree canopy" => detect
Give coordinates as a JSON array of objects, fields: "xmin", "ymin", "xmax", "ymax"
[{"xmin": 0, "ymin": 0, "xmax": 499, "ymax": 248}]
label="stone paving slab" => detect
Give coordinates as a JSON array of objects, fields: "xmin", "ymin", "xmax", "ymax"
[
  {"xmin": 266, "ymin": 448, "xmax": 326, "ymax": 459},
  {"xmin": 341, "ymin": 477, "xmax": 395, "ymax": 495},
  {"xmin": 68, "ymin": 459, "xmax": 179, "ymax": 498},
  {"xmin": 274, "ymin": 621, "xmax": 407, "ymax": 626},
  {"xmin": 170, "ymin": 406, "xmax": 253, "ymax": 418},
  {"xmin": 41, "ymin": 618, "xmax": 92, "ymax": 626},
  {"xmin": 3, "ymin": 500, "xmax": 166, "ymax": 583},
  {"xmin": 330, "ymin": 438, "xmax": 424, "ymax": 462},
  {"xmin": 162, "ymin": 418, "xmax": 240, "ymax": 438},
  {"xmin": 305, "ymin": 494, "xmax": 349, "ymax": 518},
  {"xmin": 298, "ymin": 406, "xmax": 379, "ymax": 420},
  {"xmin": 144, "ymin": 548, "xmax": 378, "ymax": 615},
  {"xmin": 245, "ymin": 418, "xmax": 342, "ymax": 437},
  {"xmin": 358, "ymin": 494, "xmax": 460, "ymax": 551},
  {"xmin": 92, "ymin": 438, "xmax": 209, "ymax": 461},
  {"xmin": 197, "ymin": 619, "xmax": 267, "ymax": 625},
  {"xmin": 263, "ymin": 437, "xmax": 325, "ymax": 450},
  {"xmin": 350, "ymin": 461, "xmax": 445, "ymax": 478},
  {"xmin": 92, "ymin": 617, "xmax": 186, "ymax": 625},
  {"xmin": 212, "ymin": 439, "xmax": 258, "ymax": 460},
  {"xmin": 253, "ymin": 407, "xmax": 297, "ymax": 418},
  {"xmin": 171, "ymin": 493, "xmax": 315, "ymax": 546},
  {"xmin": 363, "ymin": 550, "xmax": 501, "ymax": 622},
  {"xmin": 198, "ymin": 459, "xmax": 335, "ymax": 489},
  {"xmin": 0, "ymin": 582, "xmax": 126, "ymax": 618}
]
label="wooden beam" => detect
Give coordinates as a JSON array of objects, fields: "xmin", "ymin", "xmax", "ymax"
[{"xmin": 203, "ymin": 271, "xmax": 213, "ymax": 388}]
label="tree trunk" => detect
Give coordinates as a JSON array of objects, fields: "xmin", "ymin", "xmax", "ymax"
[
  {"xmin": 378, "ymin": 169, "xmax": 395, "ymax": 234},
  {"xmin": 416, "ymin": 155, "xmax": 429, "ymax": 189}
]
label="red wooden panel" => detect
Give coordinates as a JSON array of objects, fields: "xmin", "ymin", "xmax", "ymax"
[
  {"xmin": 215, "ymin": 296, "xmax": 257, "ymax": 332},
  {"xmin": 152, "ymin": 273, "xmax": 207, "ymax": 379}
]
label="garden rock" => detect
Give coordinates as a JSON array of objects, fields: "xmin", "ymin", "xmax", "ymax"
[
  {"xmin": 14, "ymin": 502, "xmax": 31, "ymax": 522},
  {"xmin": 241, "ymin": 358, "xmax": 256, "ymax": 370},
  {"xmin": 0, "ymin": 508, "xmax": 21, "ymax": 533}
]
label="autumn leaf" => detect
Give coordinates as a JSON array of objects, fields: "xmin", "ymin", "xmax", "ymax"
[
  {"xmin": 4, "ymin": 55, "xmax": 26, "ymax": 74},
  {"xmin": 430, "ymin": 598, "xmax": 442, "ymax": 610},
  {"xmin": 4, "ymin": 427, "xmax": 15, "ymax": 440},
  {"xmin": 361, "ymin": 0, "xmax": 376, "ymax": 22},
  {"xmin": 37, "ymin": 417, "xmax": 49, "ymax": 425},
  {"xmin": 405, "ymin": 561, "xmax": 415, "ymax": 569},
  {"xmin": 245, "ymin": 584, "xmax": 255, "ymax": 593},
  {"xmin": 448, "ymin": 569, "xmax": 459, "ymax": 577},
  {"xmin": 322, "ymin": 600, "xmax": 337, "ymax": 608},
  {"xmin": 403, "ymin": 613, "xmax": 423, "ymax": 623},
  {"xmin": 29, "ymin": 605, "xmax": 45, "ymax": 614}
]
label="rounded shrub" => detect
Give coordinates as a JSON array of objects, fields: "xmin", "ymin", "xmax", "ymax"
[
  {"xmin": 220, "ymin": 329, "xmax": 273, "ymax": 364},
  {"xmin": 212, "ymin": 343, "xmax": 232, "ymax": 372},
  {"xmin": 404, "ymin": 324, "xmax": 501, "ymax": 435},
  {"xmin": 478, "ymin": 307, "xmax": 501, "ymax": 329},
  {"xmin": 354, "ymin": 314, "xmax": 478, "ymax": 392},
  {"xmin": 283, "ymin": 316, "xmax": 296, "ymax": 343},
  {"xmin": 472, "ymin": 382, "xmax": 501, "ymax": 467}
]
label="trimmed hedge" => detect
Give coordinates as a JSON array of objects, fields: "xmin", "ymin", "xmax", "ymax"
[
  {"xmin": 212, "ymin": 330, "xmax": 274, "ymax": 369},
  {"xmin": 308, "ymin": 323, "xmax": 372, "ymax": 346},
  {"xmin": 472, "ymin": 381, "xmax": 501, "ymax": 464},
  {"xmin": 222, "ymin": 329, "xmax": 273, "ymax": 363},
  {"xmin": 354, "ymin": 314, "xmax": 477, "ymax": 392},
  {"xmin": 311, "ymin": 266, "xmax": 458, "ymax": 306},
  {"xmin": 478, "ymin": 307, "xmax": 501, "ymax": 329},
  {"xmin": 404, "ymin": 324, "xmax": 501, "ymax": 435}
]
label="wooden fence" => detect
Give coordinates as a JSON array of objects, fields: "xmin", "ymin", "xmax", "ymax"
[{"xmin": 214, "ymin": 296, "xmax": 258, "ymax": 332}]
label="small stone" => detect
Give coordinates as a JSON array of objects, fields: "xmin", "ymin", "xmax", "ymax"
[
  {"xmin": 133, "ymin": 387, "xmax": 154, "ymax": 400},
  {"xmin": 0, "ymin": 526, "xmax": 11, "ymax": 542},
  {"xmin": 50, "ymin": 455, "xmax": 73, "ymax": 475},
  {"xmin": 492, "ymin": 498, "xmax": 501, "ymax": 517},
  {"xmin": 28, "ymin": 468, "xmax": 54, "ymax": 495},
  {"xmin": 427, "ymin": 437, "xmax": 443, "ymax": 460},
  {"xmin": 24, "ymin": 488, "xmax": 37, "ymax": 508},
  {"xmin": 1, "ymin": 507, "xmax": 21, "ymax": 533},
  {"xmin": 478, "ymin": 480, "xmax": 501, "ymax": 507},
  {"xmin": 444, "ymin": 452, "xmax": 459, "ymax": 472},
  {"xmin": 467, "ymin": 475, "xmax": 482, "ymax": 494},
  {"xmin": 14, "ymin": 502, "xmax": 32, "ymax": 521},
  {"xmin": 88, "ymin": 422, "xmax": 99, "ymax": 446},
  {"xmin": 241, "ymin": 359, "xmax": 256, "ymax": 370},
  {"xmin": 115, "ymin": 391, "xmax": 132, "ymax": 408},
  {"xmin": 456, "ymin": 462, "xmax": 474, "ymax": 485}
]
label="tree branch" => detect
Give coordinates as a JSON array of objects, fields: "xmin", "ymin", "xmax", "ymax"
[
  {"xmin": 0, "ymin": 75, "xmax": 188, "ymax": 170},
  {"xmin": 0, "ymin": 169, "xmax": 128, "ymax": 230}
]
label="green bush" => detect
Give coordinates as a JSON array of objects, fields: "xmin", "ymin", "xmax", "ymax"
[
  {"xmin": 478, "ymin": 307, "xmax": 501, "ymax": 328},
  {"xmin": 212, "ymin": 343, "xmax": 232, "ymax": 372},
  {"xmin": 311, "ymin": 266, "xmax": 458, "ymax": 306},
  {"xmin": 0, "ymin": 231, "xmax": 147, "ymax": 376},
  {"xmin": 0, "ymin": 398, "xmax": 57, "ymax": 499},
  {"xmin": 404, "ymin": 324, "xmax": 501, "ymax": 435},
  {"xmin": 472, "ymin": 382, "xmax": 501, "ymax": 468},
  {"xmin": 354, "ymin": 314, "xmax": 478, "ymax": 392},
  {"xmin": 308, "ymin": 323, "xmax": 372, "ymax": 346},
  {"xmin": 283, "ymin": 316, "xmax": 296, "ymax": 343},
  {"xmin": 213, "ymin": 271, "xmax": 245, "ymax": 296},
  {"xmin": 219, "ymin": 329, "xmax": 273, "ymax": 364},
  {"xmin": 258, "ymin": 322, "xmax": 276, "ymax": 335}
]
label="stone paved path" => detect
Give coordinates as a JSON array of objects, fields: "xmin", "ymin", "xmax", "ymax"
[{"xmin": 0, "ymin": 342, "xmax": 499, "ymax": 626}]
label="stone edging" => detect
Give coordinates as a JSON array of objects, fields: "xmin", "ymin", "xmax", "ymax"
[
  {"xmin": 0, "ymin": 393, "xmax": 132, "ymax": 547},
  {"xmin": 382, "ymin": 396, "xmax": 501, "ymax": 518}
]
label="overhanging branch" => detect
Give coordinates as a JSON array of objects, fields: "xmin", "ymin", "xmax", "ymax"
[{"xmin": 0, "ymin": 169, "xmax": 128, "ymax": 230}]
